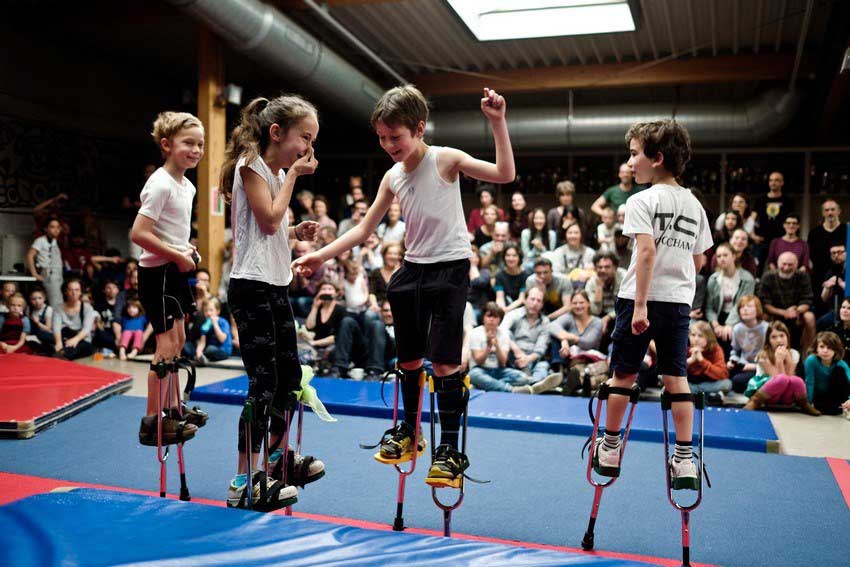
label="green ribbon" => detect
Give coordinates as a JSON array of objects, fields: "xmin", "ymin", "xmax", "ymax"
[{"xmin": 293, "ymin": 365, "xmax": 337, "ymax": 422}]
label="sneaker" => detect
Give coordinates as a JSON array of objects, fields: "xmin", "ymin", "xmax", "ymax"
[
  {"xmin": 426, "ymin": 444, "xmax": 469, "ymax": 489},
  {"xmin": 592, "ymin": 437, "xmax": 621, "ymax": 477},
  {"xmin": 670, "ymin": 457, "xmax": 699, "ymax": 490},
  {"xmin": 138, "ymin": 414, "xmax": 198, "ymax": 447},
  {"xmin": 268, "ymin": 448, "xmax": 326, "ymax": 487},
  {"xmin": 531, "ymin": 372, "xmax": 563, "ymax": 394},
  {"xmin": 375, "ymin": 422, "xmax": 426, "ymax": 464},
  {"xmin": 705, "ymin": 392, "xmax": 724, "ymax": 407},
  {"xmin": 226, "ymin": 471, "xmax": 297, "ymax": 511},
  {"xmin": 364, "ymin": 369, "xmax": 383, "ymax": 382}
]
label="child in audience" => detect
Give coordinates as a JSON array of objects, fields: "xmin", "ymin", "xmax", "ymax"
[
  {"xmin": 727, "ymin": 295, "xmax": 769, "ymax": 393},
  {"xmin": 0, "ymin": 294, "xmax": 32, "ymax": 354},
  {"xmin": 184, "ymin": 297, "xmax": 233, "ymax": 364},
  {"xmin": 27, "ymin": 288, "xmax": 55, "ymax": 353},
  {"xmin": 119, "ymin": 299, "xmax": 147, "ymax": 360},
  {"xmin": 686, "ymin": 321, "xmax": 731, "ymax": 400},
  {"xmin": 342, "ymin": 258, "xmax": 370, "ymax": 318},
  {"xmin": 743, "ymin": 321, "xmax": 819, "ymax": 415},
  {"xmin": 803, "ymin": 331, "xmax": 850, "ymax": 415},
  {"xmin": 596, "ymin": 207, "xmax": 617, "ymax": 253}
]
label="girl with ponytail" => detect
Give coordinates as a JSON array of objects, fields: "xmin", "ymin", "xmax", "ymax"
[{"xmin": 223, "ymin": 95, "xmax": 325, "ymax": 511}]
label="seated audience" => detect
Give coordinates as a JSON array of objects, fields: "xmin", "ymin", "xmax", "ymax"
[
  {"xmin": 472, "ymin": 203, "xmax": 499, "ymax": 249},
  {"xmin": 766, "ymin": 213, "xmax": 809, "ymax": 272},
  {"xmin": 119, "ymin": 299, "xmax": 147, "ymax": 360},
  {"xmin": 706, "ymin": 243, "xmax": 756, "ymax": 348},
  {"xmin": 469, "ymin": 302, "xmax": 559, "ymax": 393},
  {"xmin": 183, "ymin": 297, "xmax": 233, "ymax": 364},
  {"xmin": 804, "ymin": 331, "xmax": 850, "ymax": 415},
  {"xmin": 507, "ymin": 191, "xmax": 529, "ymax": 240},
  {"xmin": 743, "ymin": 321, "xmax": 819, "ymax": 415},
  {"xmin": 494, "ymin": 244, "xmax": 527, "ymax": 313},
  {"xmin": 27, "ymin": 288, "xmax": 55, "ymax": 354},
  {"xmin": 480, "ymin": 221, "xmax": 511, "ymax": 271},
  {"xmin": 520, "ymin": 208, "xmax": 556, "ymax": 270},
  {"xmin": 728, "ymin": 295, "xmax": 769, "ymax": 394},
  {"xmin": 0, "ymin": 293, "xmax": 32, "ymax": 354},
  {"xmin": 377, "ymin": 201, "xmax": 405, "ymax": 244},
  {"xmin": 595, "ymin": 207, "xmax": 618, "ymax": 254},
  {"xmin": 52, "ymin": 278, "xmax": 96, "ymax": 360},
  {"xmin": 584, "ymin": 251, "xmax": 622, "ymax": 337},
  {"xmin": 550, "ymin": 222, "xmax": 596, "ymax": 285},
  {"xmin": 525, "ymin": 258, "xmax": 573, "ymax": 319},
  {"xmin": 759, "ymin": 251, "xmax": 815, "ymax": 352},
  {"xmin": 686, "ymin": 321, "xmax": 731, "ymax": 400},
  {"xmin": 500, "ymin": 287, "xmax": 554, "ymax": 383}
]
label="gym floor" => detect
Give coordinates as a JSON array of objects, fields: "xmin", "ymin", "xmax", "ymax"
[{"xmin": 1, "ymin": 357, "xmax": 849, "ymax": 566}]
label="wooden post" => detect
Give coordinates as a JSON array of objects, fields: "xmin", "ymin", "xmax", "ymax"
[{"xmin": 197, "ymin": 28, "xmax": 227, "ymax": 293}]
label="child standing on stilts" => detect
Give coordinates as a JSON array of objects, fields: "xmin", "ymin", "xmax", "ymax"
[
  {"xmin": 132, "ymin": 112, "xmax": 206, "ymax": 447},
  {"xmin": 293, "ymin": 85, "xmax": 515, "ymax": 486},
  {"xmin": 596, "ymin": 120, "xmax": 713, "ymax": 489}
]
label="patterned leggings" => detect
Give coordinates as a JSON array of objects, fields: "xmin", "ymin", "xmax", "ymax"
[{"xmin": 228, "ymin": 278, "xmax": 302, "ymax": 454}]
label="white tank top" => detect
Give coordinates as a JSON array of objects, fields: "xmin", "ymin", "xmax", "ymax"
[
  {"xmin": 388, "ymin": 146, "xmax": 471, "ymax": 264},
  {"xmin": 229, "ymin": 156, "xmax": 292, "ymax": 287}
]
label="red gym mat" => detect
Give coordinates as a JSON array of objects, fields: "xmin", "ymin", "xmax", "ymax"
[{"xmin": 0, "ymin": 354, "xmax": 131, "ymax": 439}]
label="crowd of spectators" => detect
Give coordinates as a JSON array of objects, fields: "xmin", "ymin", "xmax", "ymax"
[{"xmin": 2, "ymin": 168, "xmax": 849, "ymax": 417}]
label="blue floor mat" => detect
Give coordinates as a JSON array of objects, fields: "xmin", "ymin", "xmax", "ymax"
[
  {"xmin": 0, "ymin": 489, "xmax": 648, "ymax": 567},
  {"xmin": 0, "ymin": 395, "xmax": 847, "ymax": 567},
  {"xmin": 191, "ymin": 375, "xmax": 778, "ymax": 452}
]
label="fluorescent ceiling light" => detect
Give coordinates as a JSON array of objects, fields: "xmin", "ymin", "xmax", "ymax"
[{"xmin": 446, "ymin": 0, "xmax": 635, "ymax": 41}]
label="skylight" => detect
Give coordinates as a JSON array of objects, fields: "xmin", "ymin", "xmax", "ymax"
[{"xmin": 446, "ymin": 0, "xmax": 636, "ymax": 41}]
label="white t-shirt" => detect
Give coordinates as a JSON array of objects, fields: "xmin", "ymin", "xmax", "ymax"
[
  {"xmin": 229, "ymin": 156, "xmax": 293, "ymax": 287},
  {"xmin": 137, "ymin": 167, "xmax": 195, "ymax": 268},
  {"xmin": 618, "ymin": 184, "xmax": 713, "ymax": 305},
  {"xmin": 388, "ymin": 146, "xmax": 471, "ymax": 264},
  {"xmin": 377, "ymin": 221, "xmax": 406, "ymax": 244},
  {"xmin": 469, "ymin": 325, "xmax": 511, "ymax": 369},
  {"xmin": 31, "ymin": 236, "xmax": 63, "ymax": 273}
]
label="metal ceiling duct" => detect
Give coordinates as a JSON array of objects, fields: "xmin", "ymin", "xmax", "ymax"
[
  {"xmin": 169, "ymin": 0, "xmax": 801, "ymax": 149},
  {"xmin": 167, "ymin": 0, "xmax": 384, "ymax": 121},
  {"xmin": 428, "ymin": 89, "xmax": 802, "ymax": 149}
]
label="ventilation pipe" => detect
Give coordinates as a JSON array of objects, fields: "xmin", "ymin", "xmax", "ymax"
[
  {"xmin": 168, "ymin": 0, "xmax": 384, "ymax": 120},
  {"xmin": 169, "ymin": 0, "xmax": 801, "ymax": 149}
]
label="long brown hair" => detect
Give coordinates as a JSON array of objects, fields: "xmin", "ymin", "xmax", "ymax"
[
  {"xmin": 220, "ymin": 95, "xmax": 317, "ymax": 203},
  {"xmin": 758, "ymin": 321, "xmax": 791, "ymax": 366}
]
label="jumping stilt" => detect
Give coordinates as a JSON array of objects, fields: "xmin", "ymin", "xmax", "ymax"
[
  {"xmin": 660, "ymin": 390, "xmax": 710, "ymax": 567},
  {"xmin": 170, "ymin": 360, "xmax": 190, "ymax": 501},
  {"xmin": 580, "ymin": 382, "xmax": 641, "ymax": 550}
]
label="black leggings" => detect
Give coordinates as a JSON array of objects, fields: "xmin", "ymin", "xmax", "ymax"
[{"xmin": 229, "ymin": 279, "xmax": 302, "ymax": 453}]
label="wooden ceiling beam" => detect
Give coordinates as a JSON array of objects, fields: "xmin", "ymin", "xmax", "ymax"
[{"xmin": 412, "ymin": 53, "xmax": 816, "ymax": 96}]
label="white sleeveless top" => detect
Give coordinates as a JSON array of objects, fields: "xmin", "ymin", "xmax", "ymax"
[
  {"xmin": 388, "ymin": 146, "xmax": 471, "ymax": 264},
  {"xmin": 229, "ymin": 156, "xmax": 292, "ymax": 287}
]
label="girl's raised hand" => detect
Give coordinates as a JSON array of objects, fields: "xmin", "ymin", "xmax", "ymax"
[
  {"xmin": 481, "ymin": 88, "xmax": 507, "ymax": 122},
  {"xmin": 290, "ymin": 147, "xmax": 319, "ymax": 177}
]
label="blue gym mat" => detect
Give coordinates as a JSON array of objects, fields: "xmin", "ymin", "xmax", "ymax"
[
  {"xmin": 0, "ymin": 489, "xmax": 649, "ymax": 566},
  {"xmin": 191, "ymin": 376, "xmax": 778, "ymax": 452},
  {"xmin": 1, "ymin": 395, "xmax": 848, "ymax": 566}
]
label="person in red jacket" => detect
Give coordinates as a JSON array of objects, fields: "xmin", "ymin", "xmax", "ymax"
[{"xmin": 686, "ymin": 321, "xmax": 731, "ymax": 404}]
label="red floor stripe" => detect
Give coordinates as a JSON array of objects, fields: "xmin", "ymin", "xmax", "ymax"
[
  {"xmin": 827, "ymin": 457, "xmax": 850, "ymax": 510},
  {"xmin": 0, "ymin": 471, "xmax": 716, "ymax": 567}
]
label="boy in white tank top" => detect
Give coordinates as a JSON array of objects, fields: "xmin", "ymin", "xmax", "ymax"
[{"xmin": 294, "ymin": 85, "xmax": 515, "ymax": 488}]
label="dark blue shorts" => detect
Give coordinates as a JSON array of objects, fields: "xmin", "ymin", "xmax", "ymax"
[{"xmin": 610, "ymin": 298, "xmax": 691, "ymax": 377}]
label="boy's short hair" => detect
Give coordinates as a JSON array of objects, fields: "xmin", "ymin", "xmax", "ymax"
[
  {"xmin": 736, "ymin": 294, "xmax": 764, "ymax": 320},
  {"xmin": 371, "ymin": 85, "xmax": 428, "ymax": 132},
  {"xmin": 556, "ymin": 180, "xmax": 575, "ymax": 196},
  {"xmin": 476, "ymin": 184, "xmax": 496, "ymax": 199},
  {"xmin": 592, "ymin": 250, "xmax": 620, "ymax": 267},
  {"xmin": 533, "ymin": 257, "xmax": 553, "ymax": 270},
  {"xmin": 203, "ymin": 297, "xmax": 221, "ymax": 312},
  {"xmin": 625, "ymin": 119, "xmax": 691, "ymax": 178},
  {"xmin": 151, "ymin": 112, "xmax": 204, "ymax": 146},
  {"xmin": 8, "ymin": 293, "xmax": 25, "ymax": 306},
  {"xmin": 482, "ymin": 302, "xmax": 505, "ymax": 321}
]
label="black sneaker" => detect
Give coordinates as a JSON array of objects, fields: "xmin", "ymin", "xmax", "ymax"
[{"xmin": 425, "ymin": 444, "xmax": 469, "ymax": 489}]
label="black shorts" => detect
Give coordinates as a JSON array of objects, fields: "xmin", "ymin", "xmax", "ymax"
[
  {"xmin": 138, "ymin": 263, "xmax": 195, "ymax": 335},
  {"xmin": 387, "ymin": 259, "xmax": 469, "ymax": 366},
  {"xmin": 610, "ymin": 298, "xmax": 691, "ymax": 377}
]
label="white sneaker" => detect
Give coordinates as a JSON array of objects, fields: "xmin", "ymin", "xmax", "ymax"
[
  {"xmin": 670, "ymin": 457, "xmax": 699, "ymax": 490},
  {"xmin": 269, "ymin": 448, "xmax": 326, "ymax": 485},
  {"xmin": 593, "ymin": 437, "xmax": 621, "ymax": 477}
]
